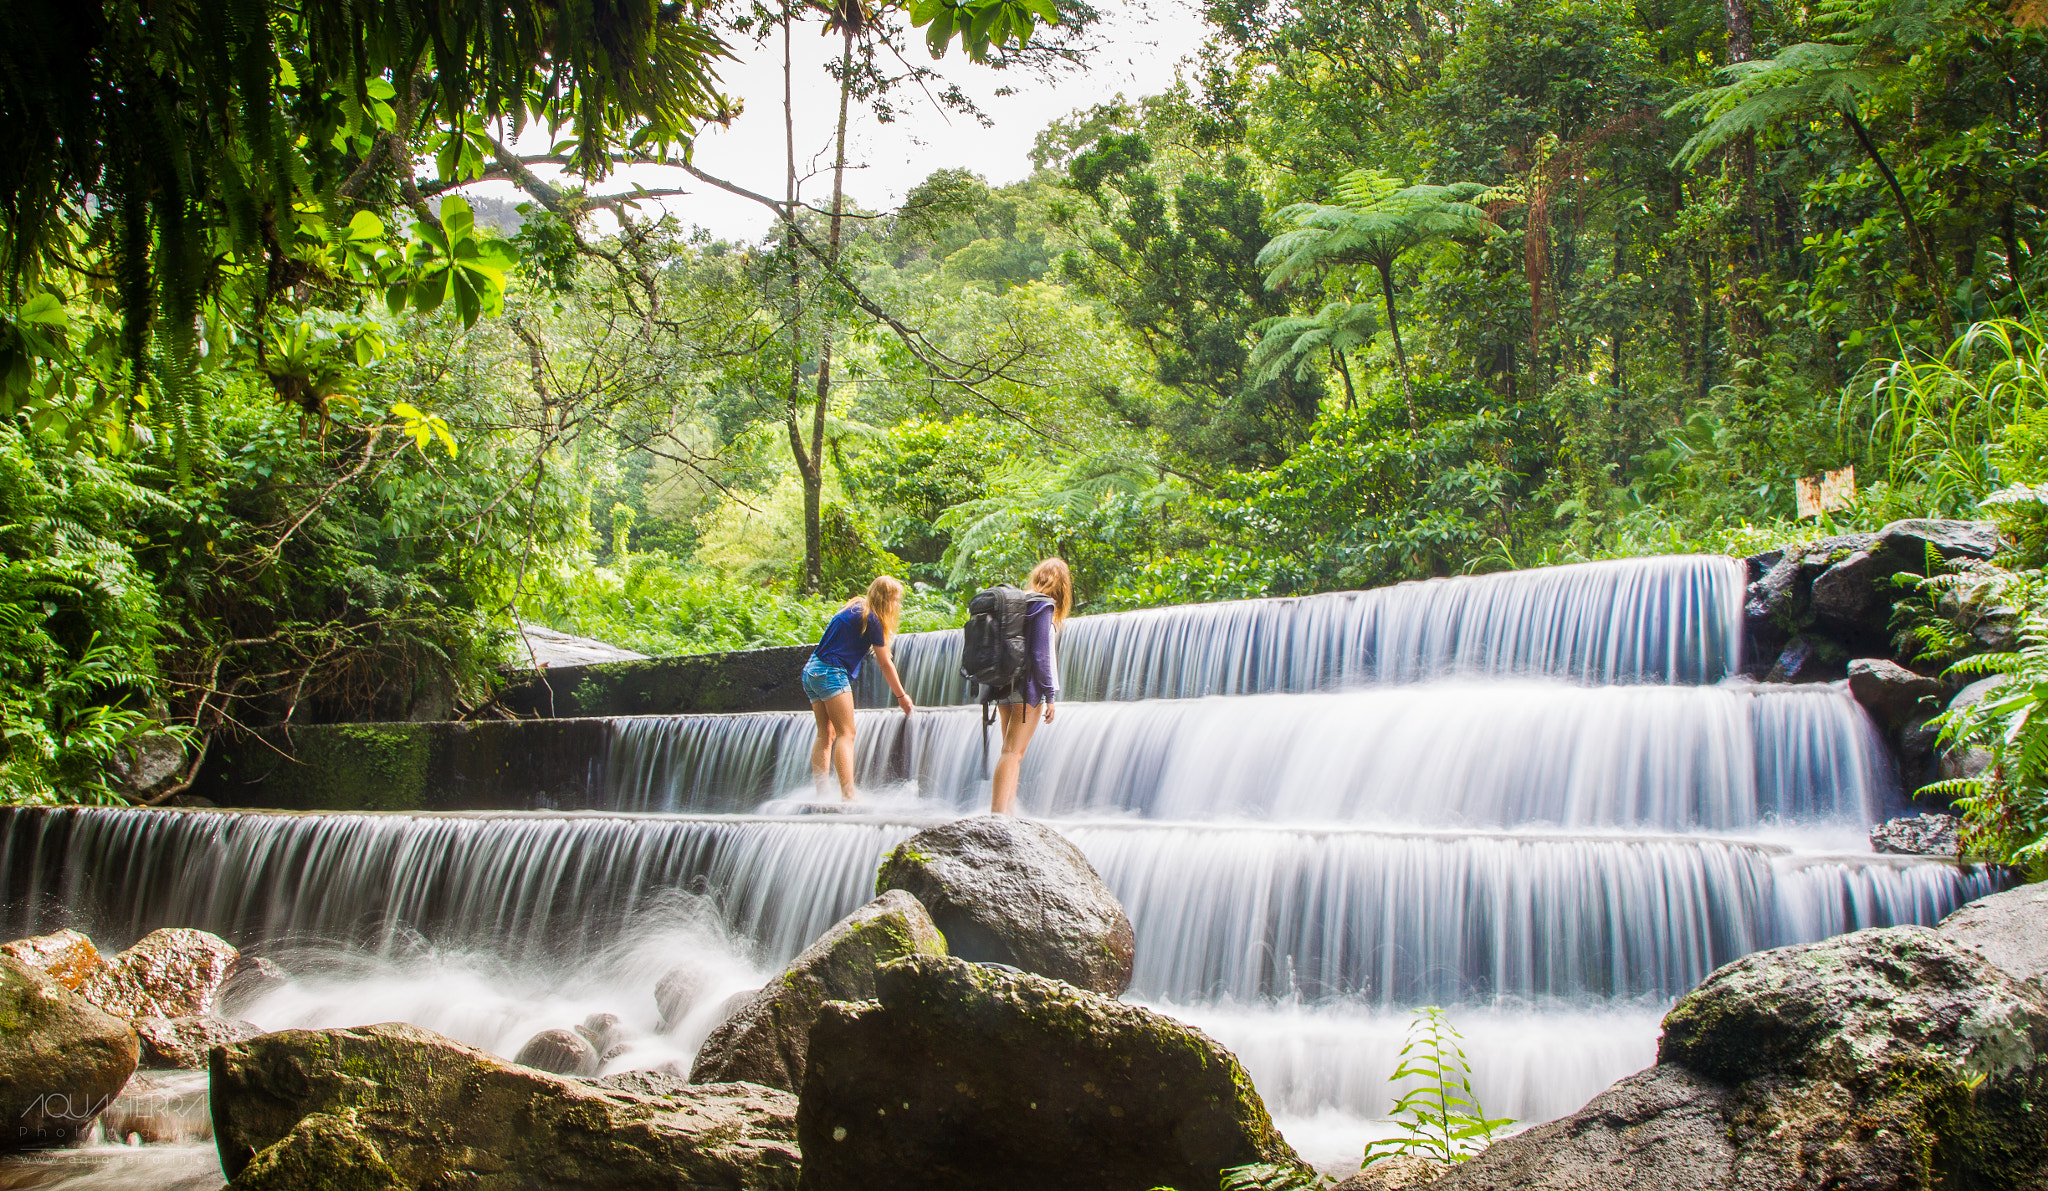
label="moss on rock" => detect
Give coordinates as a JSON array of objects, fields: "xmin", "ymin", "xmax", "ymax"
[
  {"xmin": 212, "ymin": 1021, "xmax": 800, "ymax": 1190},
  {"xmin": 689, "ymin": 890, "xmax": 946, "ymax": 1091},
  {"xmin": 796, "ymin": 954, "xmax": 1304, "ymax": 1191}
]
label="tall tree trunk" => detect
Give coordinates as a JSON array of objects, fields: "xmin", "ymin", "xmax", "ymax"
[
  {"xmin": 1377, "ymin": 260, "xmax": 1417, "ymax": 430},
  {"xmin": 1723, "ymin": 0, "xmax": 1766, "ymax": 363},
  {"xmin": 776, "ymin": 6, "xmax": 823, "ymax": 595},
  {"xmin": 802, "ymin": 27, "xmax": 857, "ymax": 594},
  {"xmin": 1841, "ymin": 107, "xmax": 1952, "ymax": 341},
  {"xmin": 1331, "ymin": 347, "xmax": 1356, "ymax": 411}
]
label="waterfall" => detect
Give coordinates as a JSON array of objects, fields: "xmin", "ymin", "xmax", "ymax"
[
  {"xmin": 865, "ymin": 554, "xmax": 1744, "ymax": 705},
  {"xmin": 0, "ymin": 552, "xmax": 2003, "ymax": 1174},
  {"xmin": 608, "ymin": 681, "xmax": 1890, "ymax": 829},
  {"xmin": 0, "ymin": 807, "xmax": 1994, "ymax": 1011}
]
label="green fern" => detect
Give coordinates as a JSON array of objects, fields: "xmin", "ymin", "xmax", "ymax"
[{"xmin": 1361, "ymin": 1007, "xmax": 1512, "ymax": 1169}]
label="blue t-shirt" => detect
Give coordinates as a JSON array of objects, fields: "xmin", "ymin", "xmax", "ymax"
[{"xmin": 813, "ymin": 604, "xmax": 887, "ymax": 679}]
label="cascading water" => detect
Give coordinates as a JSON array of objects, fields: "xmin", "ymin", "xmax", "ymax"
[
  {"xmin": 0, "ymin": 554, "xmax": 2001, "ymax": 1179},
  {"xmin": 862, "ymin": 553, "xmax": 1746, "ymax": 705}
]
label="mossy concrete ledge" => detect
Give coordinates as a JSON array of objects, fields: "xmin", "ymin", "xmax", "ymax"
[
  {"xmin": 494, "ymin": 644, "xmax": 813, "ymax": 719},
  {"xmin": 190, "ymin": 720, "xmax": 623, "ymax": 812}
]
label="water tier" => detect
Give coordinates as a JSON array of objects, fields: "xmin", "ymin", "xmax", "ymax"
[
  {"xmin": 865, "ymin": 554, "xmax": 1744, "ymax": 705},
  {"xmin": 610, "ymin": 681, "xmax": 1893, "ymax": 830},
  {"xmin": 0, "ymin": 808, "xmax": 1991, "ymax": 1007}
]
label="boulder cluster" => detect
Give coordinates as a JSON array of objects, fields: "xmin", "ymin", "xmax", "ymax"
[
  {"xmin": 0, "ymin": 815, "xmax": 1303, "ymax": 1189},
  {"xmin": 1741, "ymin": 518, "xmax": 2025, "ymax": 855},
  {"xmin": 0, "ymin": 925, "xmax": 274, "ymax": 1148}
]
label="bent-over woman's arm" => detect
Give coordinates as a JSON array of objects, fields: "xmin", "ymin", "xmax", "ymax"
[{"xmin": 872, "ymin": 645, "xmax": 914, "ymax": 715}]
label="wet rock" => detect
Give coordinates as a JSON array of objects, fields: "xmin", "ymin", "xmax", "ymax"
[
  {"xmin": 1846, "ymin": 658, "xmax": 1941, "ymax": 730},
  {"xmin": 80, "ymin": 928, "xmax": 239, "ymax": 1019},
  {"xmin": 0, "ymin": 955, "xmax": 140, "ymax": 1149},
  {"xmin": 690, "ymin": 890, "xmax": 945, "ymax": 1091},
  {"xmin": 1869, "ymin": 812, "xmax": 1961, "ymax": 856},
  {"xmin": 575, "ymin": 1012, "xmax": 622, "ymax": 1057},
  {"xmin": 1938, "ymin": 744, "xmax": 1994, "ymax": 783},
  {"xmin": 876, "ymin": 815, "xmax": 1136, "ymax": 995},
  {"xmin": 656, "ymin": 966, "xmax": 711, "ymax": 1030},
  {"xmin": 216, "ymin": 955, "xmax": 289, "ymax": 1016},
  {"xmin": 1939, "ymin": 880, "xmax": 2048, "ymax": 987},
  {"xmin": 1808, "ymin": 548, "xmax": 1888, "ymax": 639},
  {"xmin": 1432, "ymin": 926, "xmax": 2048, "ymax": 1191},
  {"xmin": 1743, "ymin": 551, "xmax": 1803, "ymax": 659},
  {"xmin": 512, "ymin": 1027, "xmax": 597, "ymax": 1077},
  {"xmin": 1427, "ymin": 1064, "xmax": 1738, "ymax": 1191},
  {"xmin": 104, "ymin": 732, "xmax": 189, "ymax": 801},
  {"xmin": 1, "ymin": 930, "xmax": 109, "ymax": 991},
  {"xmin": 213, "ymin": 1021, "xmax": 800, "ymax": 1190},
  {"xmin": 1764, "ymin": 638, "xmax": 1839, "ymax": 684},
  {"xmin": 1335, "ymin": 1155, "xmax": 1445, "ymax": 1190},
  {"xmin": 1898, "ymin": 714, "xmax": 1941, "ymax": 761},
  {"xmin": 1974, "ymin": 613, "xmax": 2020, "ymax": 652},
  {"xmin": 797, "ymin": 954, "xmax": 1305, "ymax": 1191},
  {"xmin": 1876, "ymin": 518, "xmax": 2002, "ymax": 568},
  {"xmin": 134, "ymin": 1015, "xmax": 265, "ymax": 1069}
]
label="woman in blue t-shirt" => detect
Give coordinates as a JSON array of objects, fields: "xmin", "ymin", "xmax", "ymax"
[{"xmin": 803, "ymin": 575, "xmax": 915, "ymax": 801}]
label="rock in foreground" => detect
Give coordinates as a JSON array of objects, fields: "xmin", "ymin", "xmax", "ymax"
[
  {"xmin": 1, "ymin": 930, "xmax": 109, "ymax": 991},
  {"xmin": 876, "ymin": 815, "xmax": 1135, "ymax": 995},
  {"xmin": 80, "ymin": 927, "xmax": 239, "ymax": 1019},
  {"xmin": 0, "ymin": 955, "xmax": 140, "ymax": 1148},
  {"xmin": 1940, "ymin": 880, "xmax": 2048, "ymax": 987},
  {"xmin": 691, "ymin": 890, "xmax": 945, "ymax": 1091},
  {"xmin": 213, "ymin": 1021, "xmax": 799, "ymax": 1190},
  {"xmin": 1429, "ymin": 926, "xmax": 2048, "ymax": 1191},
  {"xmin": 797, "ymin": 954, "xmax": 1303, "ymax": 1191},
  {"xmin": 134, "ymin": 1014, "xmax": 265, "ymax": 1069}
]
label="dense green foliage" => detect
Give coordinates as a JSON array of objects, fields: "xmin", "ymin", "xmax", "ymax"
[{"xmin": 1, "ymin": 0, "xmax": 2045, "ymax": 812}]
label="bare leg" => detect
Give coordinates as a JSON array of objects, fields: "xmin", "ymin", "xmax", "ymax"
[
  {"xmin": 819, "ymin": 690, "xmax": 860, "ymax": 801},
  {"xmin": 810, "ymin": 700, "xmax": 836, "ymax": 796},
  {"xmin": 990, "ymin": 702, "xmax": 1041, "ymax": 816}
]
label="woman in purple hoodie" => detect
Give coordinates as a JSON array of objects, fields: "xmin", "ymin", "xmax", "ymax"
[{"xmin": 990, "ymin": 557, "xmax": 1071, "ymax": 815}]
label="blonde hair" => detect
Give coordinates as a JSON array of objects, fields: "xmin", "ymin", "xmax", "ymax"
[
  {"xmin": 1028, "ymin": 557, "xmax": 1072, "ymax": 627},
  {"xmin": 852, "ymin": 575, "xmax": 904, "ymax": 639}
]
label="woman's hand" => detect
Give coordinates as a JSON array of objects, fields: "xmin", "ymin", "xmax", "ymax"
[
  {"xmin": 896, "ymin": 691, "xmax": 915, "ymax": 716},
  {"xmin": 1041, "ymin": 702, "xmax": 1056, "ymax": 724}
]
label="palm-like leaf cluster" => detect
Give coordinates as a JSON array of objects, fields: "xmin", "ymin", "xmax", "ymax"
[{"xmin": 1254, "ymin": 169, "xmax": 1498, "ymax": 425}]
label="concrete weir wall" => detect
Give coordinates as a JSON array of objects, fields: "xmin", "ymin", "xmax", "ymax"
[
  {"xmin": 493, "ymin": 644, "xmax": 813, "ymax": 719},
  {"xmin": 192, "ymin": 646, "xmax": 816, "ymax": 811},
  {"xmin": 192, "ymin": 719, "xmax": 618, "ymax": 812}
]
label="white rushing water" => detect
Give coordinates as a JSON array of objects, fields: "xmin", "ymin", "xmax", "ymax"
[
  {"xmin": 864, "ymin": 554, "xmax": 1745, "ymax": 705},
  {"xmin": 610, "ymin": 680, "xmax": 1894, "ymax": 827},
  {"xmin": 0, "ymin": 552, "xmax": 2004, "ymax": 1181}
]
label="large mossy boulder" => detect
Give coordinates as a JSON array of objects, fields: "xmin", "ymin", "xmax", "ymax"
[
  {"xmin": 796, "ymin": 954, "xmax": 1303, "ymax": 1191},
  {"xmin": 876, "ymin": 815, "xmax": 1135, "ymax": 995},
  {"xmin": 690, "ymin": 890, "xmax": 944, "ymax": 1091},
  {"xmin": 0, "ymin": 955, "xmax": 140, "ymax": 1148},
  {"xmin": 1428, "ymin": 926, "xmax": 2048, "ymax": 1191},
  {"xmin": 212, "ymin": 1021, "xmax": 800, "ymax": 1190}
]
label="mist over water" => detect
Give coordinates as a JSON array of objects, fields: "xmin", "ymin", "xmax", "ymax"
[{"xmin": 0, "ymin": 554, "xmax": 2004, "ymax": 1179}]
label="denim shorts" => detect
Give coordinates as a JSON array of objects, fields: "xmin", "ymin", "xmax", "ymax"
[{"xmin": 801, "ymin": 655, "xmax": 853, "ymax": 702}]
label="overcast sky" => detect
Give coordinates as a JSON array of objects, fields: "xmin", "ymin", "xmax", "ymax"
[{"xmin": 532, "ymin": 0, "xmax": 1210, "ymax": 243}]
